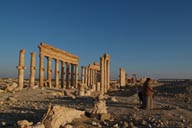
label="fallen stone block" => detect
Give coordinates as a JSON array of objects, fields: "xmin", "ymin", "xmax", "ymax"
[{"xmin": 41, "ymin": 105, "xmax": 85, "ymax": 128}]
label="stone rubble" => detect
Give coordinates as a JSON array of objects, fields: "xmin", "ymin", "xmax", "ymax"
[
  {"xmin": 0, "ymin": 78, "xmax": 192, "ymax": 128},
  {"xmin": 41, "ymin": 105, "xmax": 85, "ymax": 128}
]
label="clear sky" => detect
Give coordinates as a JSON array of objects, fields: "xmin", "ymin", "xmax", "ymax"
[{"xmin": 0, "ymin": 0, "xmax": 192, "ymax": 79}]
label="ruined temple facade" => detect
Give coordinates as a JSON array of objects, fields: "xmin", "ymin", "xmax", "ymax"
[{"xmin": 81, "ymin": 54, "xmax": 110, "ymax": 94}]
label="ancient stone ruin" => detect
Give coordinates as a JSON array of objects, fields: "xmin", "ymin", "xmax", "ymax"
[
  {"xmin": 119, "ymin": 67, "xmax": 126, "ymax": 87},
  {"xmin": 16, "ymin": 43, "xmax": 111, "ymax": 95},
  {"xmin": 81, "ymin": 54, "xmax": 110, "ymax": 94},
  {"xmin": 38, "ymin": 43, "xmax": 79, "ymax": 89},
  {"xmin": 17, "ymin": 49, "xmax": 26, "ymax": 90}
]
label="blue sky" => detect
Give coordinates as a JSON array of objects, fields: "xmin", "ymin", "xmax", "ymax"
[{"xmin": 0, "ymin": 0, "xmax": 192, "ymax": 79}]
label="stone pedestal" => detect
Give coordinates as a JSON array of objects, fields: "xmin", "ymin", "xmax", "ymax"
[{"xmin": 91, "ymin": 95, "xmax": 108, "ymax": 114}]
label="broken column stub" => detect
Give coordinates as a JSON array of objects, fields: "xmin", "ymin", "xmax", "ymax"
[
  {"xmin": 91, "ymin": 94, "xmax": 108, "ymax": 114},
  {"xmin": 78, "ymin": 83, "xmax": 85, "ymax": 96}
]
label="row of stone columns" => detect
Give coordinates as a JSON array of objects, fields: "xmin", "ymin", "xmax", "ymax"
[
  {"xmin": 17, "ymin": 50, "xmax": 37, "ymax": 89},
  {"xmin": 17, "ymin": 49, "xmax": 78, "ymax": 89},
  {"xmin": 81, "ymin": 54, "xmax": 110, "ymax": 94},
  {"xmin": 39, "ymin": 55, "xmax": 78, "ymax": 89},
  {"xmin": 81, "ymin": 66, "xmax": 99, "ymax": 88}
]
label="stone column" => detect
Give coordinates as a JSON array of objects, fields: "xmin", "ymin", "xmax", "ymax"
[
  {"xmin": 91, "ymin": 69, "xmax": 94, "ymax": 86},
  {"xmin": 107, "ymin": 60, "xmax": 110, "ymax": 91},
  {"xmin": 47, "ymin": 57, "xmax": 52, "ymax": 88},
  {"xmin": 96, "ymin": 82, "xmax": 101, "ymax": 92},
  {"xmin": 61, "ymin": 61, "xmax": 65, "ymax": 88},
  {"xmin": 79, "ymin": 83, "xmax": 84, "ymax": 96},
  {"xmin": 55, "ymin": 59, "xmax": 59, "ymax": 88},
  {"xmin": 29, "ymin": 52, "xmax": 36, "ymax": 88},
  {"xmin": 66, "ymin": 63, "xmax": 70, "ymax": 89},
  {"xmin": 100, "ymin": 57, "xmax": 105, "ymax": 94},
  {"xmin": 95, "ymin": 70, "xmax": 98, "ymax": 84},
  {"xmin": 120, "ymin": 68, "xmax": 126, "ymax": 87},
  {"xmin": 104, "ymin": 58, "xmax": 107, "ymax": 93},
  {"xmin": 75, "ymin": 64, "xmax": 78, "ymax": 88},
  {"xmin": 39, "ymin": 54, "xmax": 45, "ymax": 88},
  {"xmin": 85, "ymin": 67, "xmax": 87, "ymax": 85},
  {"xmin": 17, "ymin": 49, "xmax": 26, "ymax": 89},
  {"xmin": 81, "ymin": 66, "xmax": 85, "ymax": 84},
  {"xmin": 90, "ymin": 69, "xmax": 93, "ymax": 87},
  {"xmin": 87, "ymin": 67, "xmax": 90, "ymax": 87},
  {"xmin": 71, "ymin": 64, "xmax": 74, "ymax": 87},
  {"xmin": 94, "ymin": 70, "xmax": 97, "ymax": 89}
]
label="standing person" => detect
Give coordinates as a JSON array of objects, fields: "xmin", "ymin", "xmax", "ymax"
[{"xmin": 142, "ymin": 78, "xmax": 154, "ymax": 109}]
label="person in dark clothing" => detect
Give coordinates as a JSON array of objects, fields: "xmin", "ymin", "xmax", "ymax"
[{"xmin": 142, "ymin": 78, "xmax": 154, "ymax": 110}]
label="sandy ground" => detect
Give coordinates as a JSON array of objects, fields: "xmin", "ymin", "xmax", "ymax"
[{"xmin": 0, "ymin": 79, "xmax": 192, "ymax": 128}]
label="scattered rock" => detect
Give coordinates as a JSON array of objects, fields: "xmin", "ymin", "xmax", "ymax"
[
  {"xmin": 111, "ymin": 97, "xmax": 118, "ymax": 102},
  {"xmin": 17, "ymin": 120, "xmax": 33, "ymax": 128},
  {"xmin": 99, "ymin": 113, "xmax": 111, "ymax": 121},
  {"xmin": 31, "ymin": 123, "xmax": 45, "ymax": 128},
  {"xmin": 7, "ymin": 96, "xmax": 17, "ymax": 102}
]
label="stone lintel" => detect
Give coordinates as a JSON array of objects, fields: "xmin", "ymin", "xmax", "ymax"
[{"xmin": 39, "ymin": 42, "xmax": 79, "ymax": 64}]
